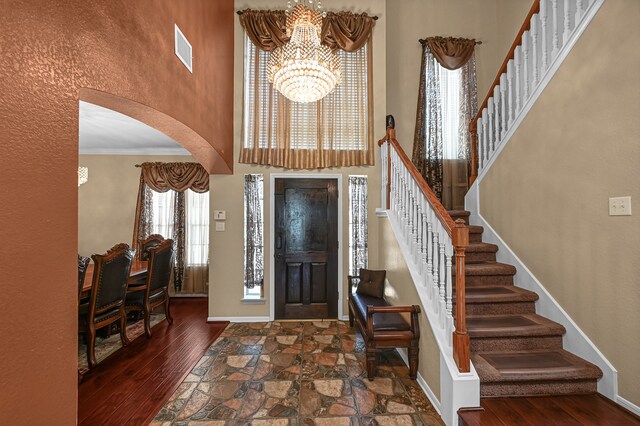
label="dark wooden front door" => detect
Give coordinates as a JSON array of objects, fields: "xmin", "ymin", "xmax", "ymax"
[{"xmin": 274, "ymin": 178, "xmax": 338, "ymax": 320}]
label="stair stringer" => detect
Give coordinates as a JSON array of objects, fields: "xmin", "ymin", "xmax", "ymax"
[
  {"xmin": 379, "ymin": 209, "xmax": 479, "ymax": 426},
  {"xmin": 465, "ymin": 183, "xmax": 617, "ymax": 400}
]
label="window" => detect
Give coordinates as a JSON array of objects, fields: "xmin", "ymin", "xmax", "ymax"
[
  {"xmin": 439, "ymin": 67, "xmax": 462, "ymax": 160},
  {"xmin": 151, "ymin": 189, "xmax": 209, "ymax": 266},
  {"xmin": 348, "ymin": 176, "xmax": 368, "ymax": 277},
  {"xmin": 185, "ymin": 190, "xmax": 209, "ymax": 266},
  {"xmin": 240, "ymin": 34, "xmax": 373, "ymax": 168},
  {"xmin": 244, "ymin": 174, "xmax": 264, "ymax": 298}
]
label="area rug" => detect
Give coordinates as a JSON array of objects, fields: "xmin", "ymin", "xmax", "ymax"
[{"xmin": 78, "ymin": 313, "xmax": 165, "ymax": 373}]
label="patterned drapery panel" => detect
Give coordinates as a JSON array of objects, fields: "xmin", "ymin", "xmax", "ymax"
[
  {"xmin": 348, "ymin": 176, "xmax": 368, "ymax": 276},
  {"xmin": 244, "ymin": 174, "xmax": 264, "ymax": 289},
  {"xmin": 412, "ymin": 43, "xmax": 444, "ymax": 200}
]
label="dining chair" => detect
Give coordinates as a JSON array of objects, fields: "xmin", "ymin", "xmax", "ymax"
[
  {"xmin": 126, "ymin": 239, "xmax": 174, "ymax": 338},
  {"xmin": 139, "ymin": 234, "xmax": 165, "ymax": 261},
  {"xmin": 78, "ymin": 254, "xmax": 90, "ymax": 303},
  {"xmin": 79, "ymin": 243, "xmax": 135, "ymax": 369}
]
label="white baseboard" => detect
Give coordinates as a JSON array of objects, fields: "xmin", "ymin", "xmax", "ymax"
[
  {"xmin": 339, "ymin": 315, "xmax": 350, "ymax": 321},
  {"xmin": 395, "ymin": 348, "xmax": 442, "ymax": 415},
  {"xmin": 615, "ymin": 395, "xmax": 640, "ymax": 417},
  {"xmin": 465, "ymin": 184, "xmax": 618, "ymax": 400},
  {"xmin": 207, "ymin": 316, "xmax": 270, "ymax": 323}
]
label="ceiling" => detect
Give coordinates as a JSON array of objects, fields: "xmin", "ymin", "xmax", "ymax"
[{"xmin": 79, "ymin": 101, "xmax": 191, "ymax": 155}]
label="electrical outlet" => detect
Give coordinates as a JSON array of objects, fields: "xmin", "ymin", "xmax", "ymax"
[{"xmin": 609, "ymin": 196, "xmax": 632, "ymax": 216}]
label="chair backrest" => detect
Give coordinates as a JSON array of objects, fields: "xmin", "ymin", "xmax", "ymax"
[
  {"xmin": 89, "ymin": 243, "xmax": 135, "ymax": 314},
  {"xmin": 78, "ymin": 255, "xmax": 90, "ymax": 301},
  {"xmin": 146, "ymin": 239, "xmax": 175, "ymax": 294},
  {"xmin": 140, "ymin": 234, "xmax": 165, "ymax": 261}
]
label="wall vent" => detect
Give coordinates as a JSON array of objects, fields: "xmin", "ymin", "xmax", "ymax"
[{"xmin": 174, "ymin": 24, "xmax": 193, "ymax": 73}]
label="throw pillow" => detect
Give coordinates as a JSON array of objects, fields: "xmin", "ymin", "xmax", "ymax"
[{"xmin": 356, "ymin": 268, "xmax": 386, "ymax": 299}]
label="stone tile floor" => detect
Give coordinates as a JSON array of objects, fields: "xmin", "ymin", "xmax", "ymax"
[{"xmin": 151, "ymin": 321, "xmax": 443, "ymax": 426}]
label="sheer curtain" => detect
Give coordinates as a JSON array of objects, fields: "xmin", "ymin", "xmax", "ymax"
[
  {"xmin": 244, "ymin": 174, "xmax": 264, "ymax": 294},
  {"xmin": 412, "ymin": 39, "xmax": 477, "ymax": 210},
  {"xmin": 348, "ymin": 176, "xmax": 368, "ymax": 276},
  {"xmin": 183, "ymin": 189, "xmax": 209, "ymax": 295}
]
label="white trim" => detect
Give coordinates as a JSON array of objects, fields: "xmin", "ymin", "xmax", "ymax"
[
  {"xmin": 395, "ymin": 348, "xmax": 442, "ymax": 415},
  {"xmin": 465, "ymin": 184, "xmax": 618, "ymax": 400},
  {"xmin": 207, "ymin": 316, "xmax": 270, "ymax": 323},
  {"xmin": 339, "ymin": 315, "xmax": 350, "ymax": 321},
  {"xmin": 241, "ymin": 298, "xmax": 267, "ymax": 305},
  {"xmin": 269, "ymin": 174, "xmax": 344, "ymax": 322},
  {"xmin": 615, "ymin": 396, "xmax": 640, "ymax": 417},
  {"xmin": 476, "ymin": 0, "xmax": 605, "ymax": 184}
]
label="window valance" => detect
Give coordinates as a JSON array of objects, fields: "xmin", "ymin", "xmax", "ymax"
[
  {"xmin": 139, "ymin": 162, "xmax": 209, "ymax": 193},
  {"xmin": 238, "ymin": 9, "xmax": 375, "ymax": 52},
  {"xmin": 422, "ymin": 37, "xmax": 476, "ymax": 71}
]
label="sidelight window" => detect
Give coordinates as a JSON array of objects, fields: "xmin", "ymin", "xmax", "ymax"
[
  {"xmin": 244, "ymin": 174, "xmax": 264, "ymax": 298},
  {"xmin": 348, "ymin": 176, "xmax": 368, "ymax": 276}
]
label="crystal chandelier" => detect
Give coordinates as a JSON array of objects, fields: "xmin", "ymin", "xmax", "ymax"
[
  {"xmin": 268, "ymin": 0, "xmax": 341, "ymax": 103},
  {"xmin": 78, "ymin": 167, "xmax": 88, "ymax": 187}
]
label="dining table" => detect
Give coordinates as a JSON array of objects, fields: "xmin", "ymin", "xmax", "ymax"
[{"xmin": 81, "ymin": 260, "xmax": 148, "ymax": 299}]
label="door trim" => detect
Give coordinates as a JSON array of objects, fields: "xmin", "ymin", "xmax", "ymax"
[{"xmin": 269, "ymin": 174, "xmax": 343, "ymax": 321}]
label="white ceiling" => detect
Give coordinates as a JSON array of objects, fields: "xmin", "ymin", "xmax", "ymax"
[{"xmin": 79, "ymin": 101, "xmax": 191, "ymax": 155}]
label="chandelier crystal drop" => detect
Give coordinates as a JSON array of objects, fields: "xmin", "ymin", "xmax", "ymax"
[{"xmin": 267, "ymin": 0, "xmax": 341, "ymax": 103}]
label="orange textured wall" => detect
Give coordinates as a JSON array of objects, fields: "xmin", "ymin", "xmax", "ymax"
[{"xmin": 0, "ymin": 0, "xmax": 233, "ymax": 423}]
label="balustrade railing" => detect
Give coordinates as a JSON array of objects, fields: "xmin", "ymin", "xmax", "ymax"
[
  {"xmin": 469, "ymin": 0, "xmax": 603, "ymax": 184},
  {"xmin": 379, "ymin": 115, "xmax": 470, "ymax": 373}
]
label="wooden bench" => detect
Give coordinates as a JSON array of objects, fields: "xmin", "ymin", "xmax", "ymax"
[{"xmin": 347, "ymin": 270, "xmax": 421, "ymax": 380}]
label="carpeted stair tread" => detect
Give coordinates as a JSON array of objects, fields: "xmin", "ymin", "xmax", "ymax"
[
  {"xmin": 448, "ymin": 210, "xmax": 470, "ymax": 224},
  {"xmin": 468, "ymin": 225, "xmax": 484, "ymax": 235},
  {"xmin": 472, "ymin": 349, "xmax": 603, "ymax": 383},
  {"xmin": 467, "ymin": 313, "xmax": 565, "ymax": 338},
  {"xmin": 464, "ymin": 286, "xmax": 539, "ymax": 304},
  {"xmin": 454, "ymin": 262, "xmax": 517, "ymax": 276},
  {"xmin": 466, "ymin": 242, "xmax": 499, "ymax": 254}
]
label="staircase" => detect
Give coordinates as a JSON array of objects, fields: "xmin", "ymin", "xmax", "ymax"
[{"xmin": 449, "ymin": 210, "xmax": 603, "ymax": 397}]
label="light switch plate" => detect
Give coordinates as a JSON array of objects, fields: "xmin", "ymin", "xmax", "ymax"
[
  {"xmin": 609, "ymin": 196, "xmax": 632, "ymax": 216},
  {"xmin": 214, "ymin": 210, "xmax": 226, "ymax": 220},
  {"xmin": 215, "ymin": 222, "xmax": 226, "ymax": 232}
]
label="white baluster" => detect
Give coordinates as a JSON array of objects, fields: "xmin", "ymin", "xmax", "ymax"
[
  {"xmin": 531, "ymin": 14, "xmax": 539, "ymax": 87},
  {"xmin": 420, "ymin": 199, "xmax": 428, "ymax": 281},
  {"xmin": 493, "ymin": 87, "xmax": 500, "ymax": 147},
  {"xmin": 438, "ymin": 234, "xmax": 446, "ymax": 327},
  {"xmin": 551, "ymin": 0, "xmax": 560, "ymax": 58},
  {"xmin": 563, "ymin": 0, "xmax": 571, "ymax": 44},
  {"xmin": 575, "ymin": 0, "xmax": 584, "ymax": 24},
  {"xmin": 445, "ymin": 240, "xmax": 453, "ymax": 319},
  {"xmin": 478, "ymin": 115, "xmax": 485, "ymax": 170},
  {"xmin": 540, "ymin": 0, "xmax": 549, "ymax": 72},
  {"xmin": 426, "ymin": 212, "xmax": 433, "ymax": 281},
  {"xmin": 500, "ymin": 74, "xmax": 508, "ymax": 139},
  {"xmin": 507, "ymin": 60, "xmax": 515, "ymax": 126},
  {"xmin": 487, "ymin": 100, "xmax": 495, "ymax": 156},
  {"xmin": 432, "ymin": 232, "xmax": 439, "ymax": 306},
  {"xmin": 522, "ymin": 31, "xmax": 530, "ymax": 100},
  {"xmin": 481, "ymin": 112, "xmax": 489, "ymax": 166},
  {"xmin": 514, "ymin": 46, "xmax": 522, "ymax": 114}
]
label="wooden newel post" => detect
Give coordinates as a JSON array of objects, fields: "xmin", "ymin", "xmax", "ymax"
[
  {"xmin": 385, "ymin": 115, "xmax": 396, "ymax": 210},
  {"xmin": 452, "ymin": 218, "xmax": 470, "ymax": 373},
  {"xmin": 469, "ymin": 121, "xmax": 478, "ymax": 187}
]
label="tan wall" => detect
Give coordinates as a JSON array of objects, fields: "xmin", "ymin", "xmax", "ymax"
[
  {"xmin": 208, "ymin": 0, "xmax": 386, "ymax": 319},
  {"xmin": 379, "ymin": 216, "xmax": 442, "ymax": 400},
  {"xmin": 78, "ymin": 155, "xmax": 193, "ymax": 257},
  {"xmin": 386, "ymin": 0, "xmax": 500, "ymax": 152},
  {"xmin": 0, "ymin": 1, "xmax": 233, "ymax": 423},
  {"xmin": 480, "ymin": 0, "xmax": 640, "ymax": 405}
]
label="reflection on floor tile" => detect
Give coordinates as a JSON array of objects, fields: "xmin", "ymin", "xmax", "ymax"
[{"xmin": 154, "ymin": 321, "xmax": 444, "ymax": 425}]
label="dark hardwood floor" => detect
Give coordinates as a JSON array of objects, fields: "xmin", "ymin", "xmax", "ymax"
[
  {"xmin": 459, "ymin": 394, "xmax": 640, "ymax": 425},
  {"xmin": 78, "ymin": 298, "xmax": 227, "ymax": 426}
]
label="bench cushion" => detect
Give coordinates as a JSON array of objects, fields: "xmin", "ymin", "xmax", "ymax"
[{"xmin": 351, "ymin": 293, "xmax": 411, "ymax": 332}]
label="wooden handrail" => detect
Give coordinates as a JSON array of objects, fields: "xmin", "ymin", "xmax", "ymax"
[
  {"xmin": 378, "ymin": 116, "xmax": 456, "ymax": 237},
  {"xmin": 469, "ymin": 0, "xmax": 541, "ymax": 185},
  {"xmin": 379, "ymin": 115, "xmax": 470, "ymax": 373}
]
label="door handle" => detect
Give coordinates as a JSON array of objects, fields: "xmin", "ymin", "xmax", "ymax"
[
  {"xmin": 275, "ymin": 253, "xmax": 283, "ymax": 260},
  {"xmin": 276, "ymin": 235, "xmax": 283, "ymax": 250}
]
